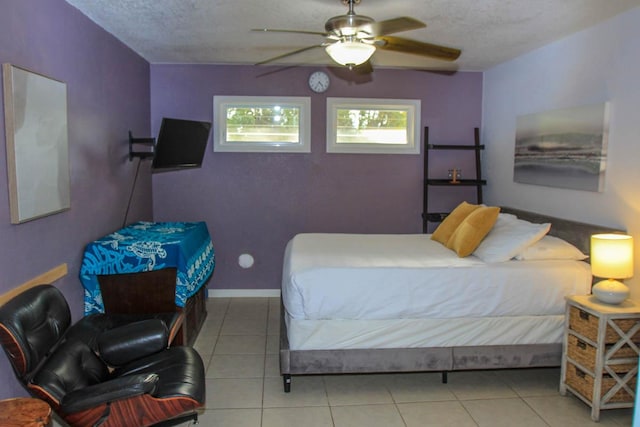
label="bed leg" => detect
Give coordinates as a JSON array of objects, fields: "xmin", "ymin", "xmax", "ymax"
[
  {"xmin": 283, "ymin": 374, "xmax": 292, "ymax": 393},
  {"xmin": 441, "ymin": 371, "xmax": 448, "ymax": 384}
]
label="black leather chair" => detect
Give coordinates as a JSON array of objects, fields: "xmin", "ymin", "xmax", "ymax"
[{"xmin": 0, "ymin": 284, "xmax": 206, "ymax": 427}]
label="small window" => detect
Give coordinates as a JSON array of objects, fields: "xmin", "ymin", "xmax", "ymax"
[
  {"xmin": 326, "ymin": 98, "xmax": 421, "ymax": 154},
  {"xmin": 213, "ymin": 96, "xmax": 311, "ymax": 153}
]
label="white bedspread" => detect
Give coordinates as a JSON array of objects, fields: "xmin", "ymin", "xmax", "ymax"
[{"xmin": 282, "ymin": 233, "xmax": 592, "ymax": 321}]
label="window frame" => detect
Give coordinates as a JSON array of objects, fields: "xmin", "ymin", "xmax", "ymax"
[
  {"xmin": 213, "ymin": 95, "xmax": 311, "ymax": 153},
  {"xmin": 326, "ymin": 97, "xmax": 421, "ymax": 155}
]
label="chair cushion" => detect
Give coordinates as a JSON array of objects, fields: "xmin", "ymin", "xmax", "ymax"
[
  {"xmin": 98, "ymin": 319, "xmax": 169, "ymax": 367},
  {"xmin": 0, "ymin": 285, "xmax": 71, "ymax": 377},
  {"xmin": 30, "ymin": 339, "xmax": 110, "ymax": 404},
  {"xmin": 68, "ymin": 312, "xmax": 181, "ymax": 351},
  {"xmin": 113, "ymin": 346, "xmax": 205, "ymax": 404}
]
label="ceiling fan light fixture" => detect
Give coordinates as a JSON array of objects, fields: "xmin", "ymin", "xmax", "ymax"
[{"xmin": 325, "ymin": 40, "xmax": 375, "ymax": 67}]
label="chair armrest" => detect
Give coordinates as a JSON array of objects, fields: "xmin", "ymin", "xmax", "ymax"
[
  {"xmin": 60, "ymin": 373, "xmax": 158, "ymax": 414},
  {"xmin": 98, "ymin": 319, "xmax": 168, "ymax": 366}
]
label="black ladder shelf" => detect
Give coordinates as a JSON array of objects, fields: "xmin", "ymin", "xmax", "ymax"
[{"xmin": 422, "ymin": 126, "xmax": 486, "ymax": 233}]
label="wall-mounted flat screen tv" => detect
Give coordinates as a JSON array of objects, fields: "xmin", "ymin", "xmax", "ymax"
[{"xmin": 152, "ymin": 117, "xmax": 212, "ymax": 172}]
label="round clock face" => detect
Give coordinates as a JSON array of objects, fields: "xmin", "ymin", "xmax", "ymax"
[{"xmin": 308, "ymin": 71, "xmax": 330, "ymax": 93}]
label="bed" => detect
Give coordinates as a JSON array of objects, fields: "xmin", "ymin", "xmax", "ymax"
[{"xmin": 279, "ymin": 206, "xmax": 624, "ymax": 392}]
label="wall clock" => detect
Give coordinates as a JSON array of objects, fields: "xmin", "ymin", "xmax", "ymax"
[{"xmin": 308, "ymin": 71, "xmax": 330, "ymax": 93}]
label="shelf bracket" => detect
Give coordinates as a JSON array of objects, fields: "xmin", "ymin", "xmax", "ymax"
[{"xmin": 128, "ymin": 131, "xmax": 155, "ymax": 161}]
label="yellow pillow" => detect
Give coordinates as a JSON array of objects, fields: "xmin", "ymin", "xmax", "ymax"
[
  {"xmin": 431, "ymin": 201, "xmax": 480, "ymax": 245},
  {"xmin": 446, "ymin": 206, "xmax": 500, "ymax": 257}
]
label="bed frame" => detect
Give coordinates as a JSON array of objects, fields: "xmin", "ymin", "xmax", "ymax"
[{"xmin": 279, "ymin": 207, "xmax": 624, "ymax": 392}]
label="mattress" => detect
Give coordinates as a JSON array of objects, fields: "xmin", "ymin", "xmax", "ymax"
[
  {"xmin": 285, "ymin": 314, "xmax": 565, "ymax": 350},
  {"xmin": 282, "ymin": 233, "xmax": 592, "ymax": 321}
]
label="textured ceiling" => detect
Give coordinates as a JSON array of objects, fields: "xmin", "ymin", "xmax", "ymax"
[{"xmin": 64, "ymin": 0, "xmax": 639, "ymax": 71}]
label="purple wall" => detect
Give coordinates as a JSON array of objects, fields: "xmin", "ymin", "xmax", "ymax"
[
  {"xmin": 151, "ymin": 65, "xmax": 482, "ymax": 291},
  {"xmin": 0, "ymin": 1, "xmax": 151, "ymax": 399}
]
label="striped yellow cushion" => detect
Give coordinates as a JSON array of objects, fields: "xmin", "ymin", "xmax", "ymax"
[
  {"xmin": 431, "ymin": 201, "xmax": 480, "ymax": 245},
  {"xmin": 446, "ymin": 206, "xmax": 500, "ymax": 257}
]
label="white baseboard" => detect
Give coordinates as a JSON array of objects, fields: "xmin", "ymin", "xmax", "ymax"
[{"xmin": 208, "ymin": 289, "xmax": 281, "ymax": 298}]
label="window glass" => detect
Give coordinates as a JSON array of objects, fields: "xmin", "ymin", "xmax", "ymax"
[
  {"xmin": 327, "ymin": 98, "xmax": 421, "ymax": 154},
  {"xmin": 214, "ymin": 96, "xmax": 311, "ymax": 153}
]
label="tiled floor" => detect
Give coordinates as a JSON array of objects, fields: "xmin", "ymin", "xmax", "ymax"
[
  {"xmin": 189, "ymin": 297, "xmax": 634, "ymax": 427},
  {"xmin": 53, "ymin": 297, "xmax": 635, "ymax": 426}
]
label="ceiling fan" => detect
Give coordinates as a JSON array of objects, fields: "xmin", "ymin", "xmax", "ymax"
[{"xmin": 253, "ymin": 0, "xmax": 461, "ymax": 71}]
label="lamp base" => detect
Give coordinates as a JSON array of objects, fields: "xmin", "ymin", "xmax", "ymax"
[{"xmin": 592, "ymin": 279, "xmax": 629, "ymax": 305}]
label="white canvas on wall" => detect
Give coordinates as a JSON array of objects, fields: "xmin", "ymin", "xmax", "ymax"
[
  {"xmin": 3, "ymin": 63, "xmax": 70, "ymax": 223},
  {"xmin": 513, "ymin": 103, "xmax": 609, "ymax": 192}
]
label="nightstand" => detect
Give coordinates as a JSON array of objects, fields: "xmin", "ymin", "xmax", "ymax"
[{"xmin": 560, "ymin": 295, "xmax": 640, "ymax": 421}]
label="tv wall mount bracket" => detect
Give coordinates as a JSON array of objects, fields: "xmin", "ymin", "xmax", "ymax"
[{"xmin": 128, "ymin": 131, "xmax": 155, "ymax": 161}]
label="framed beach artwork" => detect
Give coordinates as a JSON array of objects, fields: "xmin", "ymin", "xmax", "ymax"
[
  {"xmin": 513, "ymin": 103, "xmax": 609, "ymax": 192},
  {"xmin": 3, "ymin": 64, "xmax": 70, "ymax": 223}
]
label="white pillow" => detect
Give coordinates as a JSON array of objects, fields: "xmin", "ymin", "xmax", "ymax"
[
  {"xmin": 495, "ymin": 212, "xmax": 518, "ymax": 225},
  {"xmin": 515, "ymin": 235, "xmax": 588, "ymax": 261},
  {"xmin": 473, "ymin": 217, "xmax": 550, "ymax": 263}
]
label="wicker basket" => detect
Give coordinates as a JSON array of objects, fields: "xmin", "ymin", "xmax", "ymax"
[
  {"xmin": 566, "ymin": 362, "xmax": 636, "ymax": 404},
  {"xmin": 567, "ymin": 335, "xmax": 637, "ymax": 373},
  {"xmin": 569, "ymin": 307, "xmax": 640, "ymax": 343}
]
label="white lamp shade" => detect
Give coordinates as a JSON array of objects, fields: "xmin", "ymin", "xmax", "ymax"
[
  {"xmin": 591, "ymin": 234, "xmax": 634, "ymax": 279},
  {"xmin": 325, "ymin": 41, "xmax": 375, "ymax": 66}
]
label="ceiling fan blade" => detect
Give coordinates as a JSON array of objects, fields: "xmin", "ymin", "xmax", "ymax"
[
  {"xmin": 359, "ymin": 17, "xmax": 426, "ymax": 37},
  {"xmin": 252, "ymin": 28, "xmax": 328, "ymax": 37},
  {"xmin": 375, "ymin": 36, "xmax": 461, "ymax": 61},
  {"xmin": 255, "ymin": 44, "xmax": 325, "ymax": 66}
]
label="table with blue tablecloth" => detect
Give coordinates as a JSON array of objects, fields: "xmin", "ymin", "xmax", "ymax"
[{"xmin": 80, "ymin": 221, "xmax": 215, "ymax": 344}]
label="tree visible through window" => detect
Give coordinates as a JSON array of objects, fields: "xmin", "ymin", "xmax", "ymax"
[
  {"xmin": 213, "ymin": 96, "xmax": 311, "ymax": 153},
  {"xmin": 327, "ymin": 98, "xmax": 421, "ymax": 154},
  {"xmin": 226, "ymin": 106, "xmax": 300, "ymax": 143},
  {"xmin": 336, "ymin": 109, "xmax": 408, "ymax": 145}
]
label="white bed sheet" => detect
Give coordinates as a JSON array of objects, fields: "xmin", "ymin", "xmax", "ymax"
[
  {"xmin": 286, "ymin": 313, "xmax": 564, "ymax": 350},
  {"xmin": 282, "ymin": 233, "xmax": 592, "ymax": 321}
]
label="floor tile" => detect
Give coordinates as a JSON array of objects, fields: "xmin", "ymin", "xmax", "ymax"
[
  {"xmin": 397, "ymin": 401, "xmax": 478, "ymax": 427},
  {"xmin": 226, "ymin": 298, "xmax": 268, "ymax": 318},
  {"xmin": 193, "ymin": 332, "xmax": 218, "ymax": 355},
  {"xmin": 207, "ymin": 354, "xmax": 265, "ymax": 378},
  {"xmin": 262, "ymin": 406, "xmax": 334, "ymax": 427},
  {"xmin": 462, "ymin": 397, "xmax": 548, "ymax": 426},
  {"xmin": 332, "ymin": 404, "xmax": 405, "ymax": 427},
  {"xmin": 325, "ymin": 374, "xmax": 394, "ymax": 406},
  {"xmin": 267, "ymin": 307, "xmax": 280, "ymax": 335},
  {"xmin": 220, "ymin": 316, "xmax": 268, "ymax": 335},
  {"xmin": 206, "ymin": 300, "xmax": 229, "ymax": 318},
  {"xmin": 266, "ymin": 334, "xmax": 279, "ymax": 354},
  {"xmin": 200, "ymin": 312, "xmax": 223, "ymax": 327},
  {"xmin": 214, "ymin": 335, "xmax": 266, "ymax": 354},
  {"xmin": 525, "ymin": 395, "xmax": 630, "ymax": 426},
  {"xmin": 204, "ymin": 378, "xmax": 263, "ymax": 409},
  {"xmin": 264, "ymin": 354, "xmax": 280, "ymax": 378},
  {"xmin": 263, "ymin": 376, "xmax": 329, "ymax": 408},
  {"xmin": 495, "ymin": 367, "xmax": 561, "ymax": 397},
  {"xmin": 447, "ymin": 370, "xmax": 518, "ymax": 400},
  {"xmin": 384, "ymin": 372, "xmax": 457, "ymax": 403},
  {"xmin": 190, "ymin": 408, "xmax": 261, "ymax": 427}
]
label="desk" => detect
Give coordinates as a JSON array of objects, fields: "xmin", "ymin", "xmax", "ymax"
[
  {"xmin": 80, "ymin": 221, "xmax": 215, "ymax": 345},
  {"xmin": 0, "ymin": 397, "xmax": 52, "ymax": 426}
]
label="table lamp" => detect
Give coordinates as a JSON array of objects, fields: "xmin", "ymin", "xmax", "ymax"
[{"xmin": 590, "ymin": 233, "xmax": 634, "ymax": 304}]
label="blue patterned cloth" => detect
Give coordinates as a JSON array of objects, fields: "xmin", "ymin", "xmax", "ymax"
[{"xmin": 80, "ymin": 221, "xmax": 215, "ymax": 315}]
